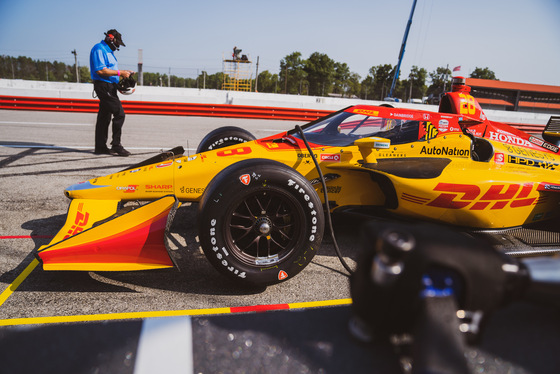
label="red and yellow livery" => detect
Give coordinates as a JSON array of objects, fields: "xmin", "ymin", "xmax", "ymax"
[{"xmin": 36, "ymin": 78, "xmax": 560, "ymax": 286}]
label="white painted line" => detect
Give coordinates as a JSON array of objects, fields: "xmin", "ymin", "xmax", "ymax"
[
  {"xmin": 0, "ymin": 121, "xmax": 91, "ymax": 126},
  {"xmin": 134, "ymin": 316, "xmax": 193, "ymax": 374},
  {"xmin": 0, "ymin": 144, "xmax": 197, "ymax": 151}
]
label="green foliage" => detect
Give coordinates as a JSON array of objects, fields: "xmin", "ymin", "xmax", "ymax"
[
  {"xmin": 304, "ymin": 52, "xmax": 335, "ymax": 96},
  {"xmin": 0, "ymin": 55, "xmax": 90, "ymax": 82},
  {"xmin": 470, "ymin": 67, "xmax": 497, "ymax": 80},
  {"xmin": 1, "ymin": 54, "xmax": 500, "ymax": 101},
  {"xmin": 400, "ymin": 65, "xmax": 427, "ymax": 101},
  {"xmin": 279, "ymin": 52, "xmax": 306, "ymax": 94},
  {"xmin": 368, "ymin": 64, "xmax": 396, "ymax": 100},
  {"xmin": 199, "ymin": 71, "xmax": 223, "ymax": 90},
  {"xmin": 427, "ymin": 66, "xmax": 452, "ymax": 97},
  {"xmin": 257, "ymin": 70, "xmax": 280, "ymax": 93}
]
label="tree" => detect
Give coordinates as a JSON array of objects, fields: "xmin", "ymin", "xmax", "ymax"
[
  {"xmin": 206, "ymin": 72, "xmax": 224, "ymax": 90},
  {"xmin": 257, "ymin": 70, "xmax": 279, "ymax": 93},
  {"xmin": 427, "ymin": 66, "xmax": 452, "ymax": 96},
  {"xmin": 279, "ymin": 52, "xmax": 306, "ymax": 94},
  {"xmin": 78, "ymin": 66, "xmax": 91, "ymax": 83},
  {"xmin": 304, "ymin": 52, "xmax": 335, "ymax": 96},
  {"xmin": 402, "ymin": 65, "xmax": 427, "ymax": 101},
  {"xmin": 369, "ymin": 64, "xmax": 396, "ymax": 100},
  {"xmin": 470, "ymin": 67, "xmax": 498, "ymax": 80},
  {"xmin": 361, "ymin": 75, "xmax": 375, "ymax": 100},
  {"xmin": 332, "ymin": 62, "xmax": 350, "ymax": 96},
  {"xmin": 346, "ymin": 72, "xmax": 362, "ymax": 98}
]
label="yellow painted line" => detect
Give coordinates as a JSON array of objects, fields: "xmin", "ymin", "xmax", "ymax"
[
  {"xmin": 288, "ymin": 298, "xmax": 352, "ymax": 309},
  {"xmin": 0, "ymin": 258, "xmax": 39, "ymax": 307},
  {"xmin": 0, "ymin": 298, "xmax": 352, "ymax": 327}
]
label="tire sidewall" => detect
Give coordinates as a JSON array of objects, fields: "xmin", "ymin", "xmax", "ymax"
[
  {"xmin": 198, "ymin": 159, "xmax": 324, "ymax": 286},
  {"xmin": 196, "ymin": 126, "xmax": 256, "ymax": 153}
]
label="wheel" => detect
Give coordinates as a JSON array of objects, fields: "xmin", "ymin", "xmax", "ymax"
[
  {"xmin": 198, "ymin": 159, "xmax": 324, "ymax": 286},
  {"xmin": 196, "ymin": 126, "xmax": 256, "ymax": 153}
]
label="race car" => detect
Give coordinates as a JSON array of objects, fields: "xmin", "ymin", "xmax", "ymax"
[{"xmin": 36, "ymin": 77, "xmax": 560, "ymax": 286}]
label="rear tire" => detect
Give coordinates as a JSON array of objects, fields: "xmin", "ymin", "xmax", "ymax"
[
  {"xmin": 196, "ymin": 126, "xmax": 256, "ymax": 153},
  {"xmin": 198, "ymin": 159, "xmax": 324, "ymax": 286}
]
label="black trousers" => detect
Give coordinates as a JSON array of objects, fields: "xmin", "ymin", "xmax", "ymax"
[{"xmin": 93, "ymin": 80, "xmax": 125, "ymax": 149}]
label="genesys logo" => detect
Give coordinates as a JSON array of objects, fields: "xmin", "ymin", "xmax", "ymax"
[{"xmin": 320, "ymin": 154, "xmax": 341, "ymax": 162}]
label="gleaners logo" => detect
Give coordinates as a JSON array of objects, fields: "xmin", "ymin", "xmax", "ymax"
[{"xmin": 426, "ymin": 182, "xmax": 536, "ymax": 210}]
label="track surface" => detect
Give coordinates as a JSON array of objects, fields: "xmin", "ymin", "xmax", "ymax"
[
  {"xmin": 0, "ymin": 110, "xmax": 357, "ymax": 318},
  {"xmin": 1, "ymin": 110, "xmax": 559, "ymax": 373}
]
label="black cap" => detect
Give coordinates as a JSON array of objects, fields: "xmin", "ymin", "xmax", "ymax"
[{"xmin": 105, "ymin": 29, "xmax": 125, "ymax": 47}]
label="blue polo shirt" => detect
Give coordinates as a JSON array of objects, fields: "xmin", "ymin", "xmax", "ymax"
[{"xmin": 90, "ymin": 40, "xmax": 119, "ymax": 83}]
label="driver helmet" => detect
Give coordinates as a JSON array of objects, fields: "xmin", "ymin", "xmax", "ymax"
[
  {"xmin": 117, "ymin": 75, "xmax": 136, "ymax": 95},
  {"xmin": 381, "ymin": 118, "xmax": 397, "ymax": 131}
]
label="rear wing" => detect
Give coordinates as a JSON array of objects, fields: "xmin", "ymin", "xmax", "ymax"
[{"xmin": 542, "ymin": 116, "xmax": 560, "ymax": 146}]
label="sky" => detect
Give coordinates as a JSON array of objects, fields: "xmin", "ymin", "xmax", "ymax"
[{"xmin": 1, "ymin": 0, "xmax": 559, "ymax": 86}]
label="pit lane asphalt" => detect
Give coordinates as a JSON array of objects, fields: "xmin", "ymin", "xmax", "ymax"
[
  {"xmin": 3, "ymin": 110, "xmax": 560, "ymax": 374},
  {"xmin": 0, "ymin": 109, "xmax": 359, "ymax": 322}
]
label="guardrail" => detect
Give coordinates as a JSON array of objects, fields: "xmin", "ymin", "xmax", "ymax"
[
  {"xmin": 0, "ymin": 95, "xmax": 332, "ymax": 121},
  {"xmin": 0, "ymin": 94, "xmax": 546, "ymax": 133}
]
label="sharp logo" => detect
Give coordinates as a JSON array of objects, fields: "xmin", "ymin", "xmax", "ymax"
[{"xmin": 146, "ymin": 184, "xmax": 172, "ymax": 190}]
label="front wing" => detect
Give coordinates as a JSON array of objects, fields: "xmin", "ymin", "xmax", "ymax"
[{"xmin": 36, "ymin": 195, "xmax": 180, "ymax": 271}]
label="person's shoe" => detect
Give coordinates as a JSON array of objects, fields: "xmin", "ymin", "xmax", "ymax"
[
  {"xmin": 94, "ymin": 147, "xmax": 112, "ymax": 155},
  {"xmin": 111, "ymin": 145, "xmax": 131, "ymax": 157}
]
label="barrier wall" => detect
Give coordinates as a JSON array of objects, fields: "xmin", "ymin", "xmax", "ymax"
[{"xmin": 0, "ymin": 79, "xmax": 553, "ymax": 132}]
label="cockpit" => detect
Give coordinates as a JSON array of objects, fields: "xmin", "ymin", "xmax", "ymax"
[{"xmin": 291, "ymin": 110, "xmax": 423, "ymax": 147}]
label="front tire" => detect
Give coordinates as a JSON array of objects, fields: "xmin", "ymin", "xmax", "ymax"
[
  {"xmin": 198, "ymin": 159, "xmax": 324, "ymax": 286},
  {"xmin": 196, "ymin": 126, "xmax": 256, "ymax": 153}
]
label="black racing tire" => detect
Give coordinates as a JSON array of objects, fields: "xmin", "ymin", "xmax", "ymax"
[
  {"xmin": 198, "ymin": 159, "xmax": 324, "ymax": 286},
  {"xmin": 196, "ymin": 126, "xmax": 256, "ymax": 153}
]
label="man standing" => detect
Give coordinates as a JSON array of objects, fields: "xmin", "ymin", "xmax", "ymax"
[{"xmin": 90, "ymin": 29, "xmax": 134, "ymax": 156}]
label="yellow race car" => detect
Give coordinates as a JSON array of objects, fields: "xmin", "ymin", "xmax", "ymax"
[{"xmin": 36, "ymin": 77, "xmax": 560, "ymax": 286}]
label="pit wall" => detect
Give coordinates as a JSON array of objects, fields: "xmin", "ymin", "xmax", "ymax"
[{"xmin": 0, "ymin": 79, "xmax": 551, "ymax": 126}]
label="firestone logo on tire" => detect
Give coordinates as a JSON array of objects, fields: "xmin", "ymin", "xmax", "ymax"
[{"xmin": 239, "ymin": 174, "xmax": 251, "ymax": 185}]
